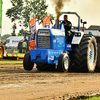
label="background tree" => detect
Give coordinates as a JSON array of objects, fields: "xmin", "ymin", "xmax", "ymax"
[
  {"xmin": 17, "ymin": 29, "xmax": 29, "ymax": 36},
  {"xmin": 1, "ymin": 34, "xmax": 11, "ymax": 41},
  {"xmin": 6, "ymin": 0, "xmax": 23, "ymax": 22},
  {"xmin": 6, "ymin": 0, "xmax": 55, "ymax": 31}
]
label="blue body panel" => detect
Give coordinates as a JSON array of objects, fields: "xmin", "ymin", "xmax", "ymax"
[
  {"xmin": 51, "ymin": 36, "xmax": 65, "ymax": 49},
  {"xmin": 30, "ymin": 49, "xmax": 64, "ymax": 64},
  {"xmin": 52, "ymin": 24, "xmax": 65, "ymax": 32}
]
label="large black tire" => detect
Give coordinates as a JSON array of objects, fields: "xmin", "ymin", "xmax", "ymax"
[
  {"xmin": 57, "ymin": 53, "xmax": 69, "ymax": 72},
  {"xmin": 71, "ymin": 34, "xmax": 97, "ymax": 72},
  {"xmin": 18, "ymin": 42, "xmax": 22, "ymax": 53},
  {"xmin": 36, "ymin": 63, "xmax": 55, "ymax": 71},
  {"xmin": 95, "ymin": 43, "xmax": 100, "ymax": 72},
  {"xmin": 23, "ymin": 52, "xmax": 34, "ymax": 71},
  {"xmin": 0, "ymin": 43, "xmax": 4, "ymax": 59}
]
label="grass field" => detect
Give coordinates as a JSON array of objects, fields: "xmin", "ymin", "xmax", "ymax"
[
  {"xmin": 7, "ymin": 53, "xmax": 25, "ymax": 57},
  {"xmin": 77, "ymin": 96, "xmax": 100, "ymax": 100},
  {"xmin": 0, "ymin": 61, "xmax": 23, "ymax": 64}
]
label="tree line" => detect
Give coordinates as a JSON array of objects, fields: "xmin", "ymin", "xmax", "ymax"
[{"xmin": 6, "ymin": 0, "xmax": 54, "ymax": 31}]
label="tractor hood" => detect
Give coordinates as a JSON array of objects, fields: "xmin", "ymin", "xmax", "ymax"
[
  {"xmin": 36, "ymin": 28, "xmax": 65, "ymax": 49},
  {"xmin": 37, "ymin": 28, "xmax": 65, "ymax": 36}
]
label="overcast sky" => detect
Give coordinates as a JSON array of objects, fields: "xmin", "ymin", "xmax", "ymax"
[{"xmin": 2, "ymin": 0, "xmax": 100, "ymax": 36}]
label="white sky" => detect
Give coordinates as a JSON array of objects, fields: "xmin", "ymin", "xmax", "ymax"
[{"xmin": 1, "ymin": 0, "xmax": 100, "ymax": 36}]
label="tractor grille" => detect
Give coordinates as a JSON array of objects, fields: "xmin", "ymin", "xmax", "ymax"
[{"xmin": 38, "ymin": 36, "xmax": 50, "ymax": 48}]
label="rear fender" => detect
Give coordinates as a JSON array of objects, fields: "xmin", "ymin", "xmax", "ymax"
[{"xmin": 71, "ymin": 32, "xmax": 84, "ymax": 44}]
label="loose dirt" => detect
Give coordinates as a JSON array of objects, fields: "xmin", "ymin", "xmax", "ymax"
[{"xmin": 0, "ymin": 64, "xmax": 100, "ymax": 100}]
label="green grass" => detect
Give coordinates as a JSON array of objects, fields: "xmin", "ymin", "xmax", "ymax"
[
  {"xmin": 77, "ymin": 96, "xmax": 100, "ymax": 100},
  {"xmin": 0, "ymin": 61, "xmax": 23, "ymax": 64},
  {"xmin": 7, "ymin": 53, "xmax": 25, "ymax": 57}
]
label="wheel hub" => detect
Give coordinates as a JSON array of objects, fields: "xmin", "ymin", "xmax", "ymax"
[
  {"xmin": 0, "ymin": 47, "xmax": 3, "ymax": 57},
  {"xmin": 89, "ymin": 51, "xmax": 92, "ymax": 59},
  {"xmin": 88, "ymin": 43, "xmax": 95, "ymax": 67},
  {"xmin": 64, "ymin": 57, "xmax": 69, "ymax": 70}
]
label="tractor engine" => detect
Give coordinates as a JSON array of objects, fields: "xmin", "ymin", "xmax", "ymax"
[
  {"xmin": 37, "ymin": 30, "xmax": 50, "ymax": 48},
  {"xmin": 36, "ymin": 29, "xmax": 65, "ymax": 49}
]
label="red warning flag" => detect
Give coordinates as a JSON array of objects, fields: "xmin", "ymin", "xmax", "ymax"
[
  {"xmin": 29, "ymin": 16, "xmax": 35, "ymax": 27},
  {"xmin": 43, "ymin": 16, "xmax": 50, "ymax": 25}
]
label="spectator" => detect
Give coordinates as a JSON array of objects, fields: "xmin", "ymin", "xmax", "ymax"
[
  {"xmin": 22, "ymin": 40, "xmax": 27, "ymax": 53},
  {"xmin": 2, "ymin": 40, "xmax": 6, "ymax": 49}
]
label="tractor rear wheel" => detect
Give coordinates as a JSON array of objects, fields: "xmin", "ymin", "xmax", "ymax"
[
  {"xmin": 71, "ymin": 35, "xmax": 97, "ymax": 72},
  {"xmin": 36, "ymin": 63, "xmax": 55, "ymax": 71},
  {"xmin": 18, "ymin": 42, "xmax": 22, "ymax": 53},
  {"xmin": 23, "ymin": 52, "xmax": 34, "ymax": 71},
  {"xmin": 0, "ymin": 43, "xmax": 4, "ymax": 59},
  {"xmin": 57, "ymin": 53, "xmax": 69, "ymax": 72}
]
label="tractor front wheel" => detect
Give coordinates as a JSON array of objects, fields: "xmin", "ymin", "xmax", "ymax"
[
  {"xmin": 23, "ymin": 52, "xmax": 34, "ymax": 71},
  {"xmin": 57, "ymin": 53, "xmax": 69, "ymax": 72},
  {"xmin": 0, "ymin": 43, "xmax": 4, "ymax": 59}
]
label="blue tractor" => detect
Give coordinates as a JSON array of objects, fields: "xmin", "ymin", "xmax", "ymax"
[{"xmin": 23, "ymin": 12, "xmax": 98, "ymax": 72}]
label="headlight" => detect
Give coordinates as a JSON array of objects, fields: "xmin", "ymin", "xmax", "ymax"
[{"xmin": 75, "ymin": 32, "xmax": 81, "ymax": 37}]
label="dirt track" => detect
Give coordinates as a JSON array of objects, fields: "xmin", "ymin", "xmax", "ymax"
[{"xmin": 0, "ymin": 64, "xmax": 100, "ymax": 100}]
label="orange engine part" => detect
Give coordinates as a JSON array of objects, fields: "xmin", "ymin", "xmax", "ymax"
[{"xmin": 29, "ymin": 40, "xmax": 35, "ymax": 50}]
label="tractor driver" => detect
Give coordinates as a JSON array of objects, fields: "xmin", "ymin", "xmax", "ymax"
[{"xmin": 62, "ymin": 15, "xmax": 72, "ymax": 41}]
